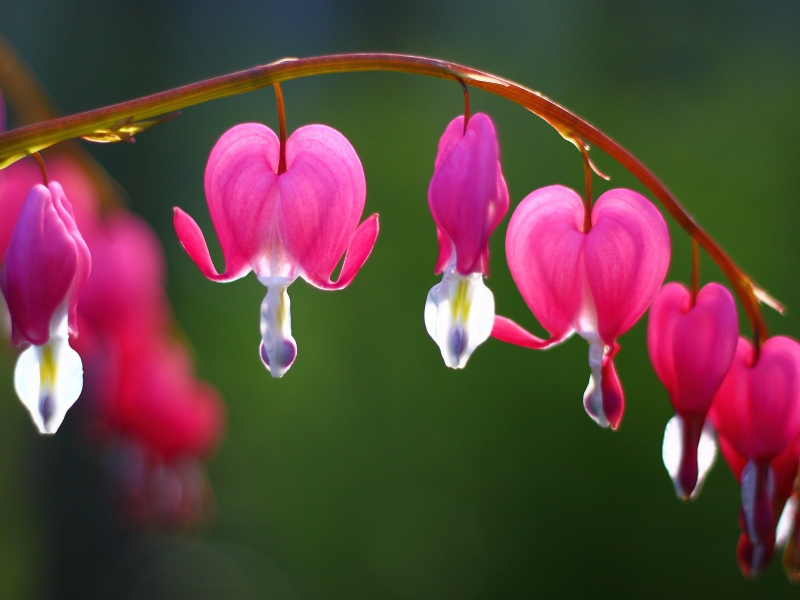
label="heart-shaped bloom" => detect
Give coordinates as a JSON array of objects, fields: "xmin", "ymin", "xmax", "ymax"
[
  {"xmin": 648, "ymin": 282, "xmax": 738, "ymax": 499},
  {"xmin": 493, "ymin": 185, "xmax": 670, "ymax": 429},
  {"xmin": 710, "ymin": 336, "xmax": 800, "ymax": 576},
  {"xmin": 424, "ymin": 113, "xmax": 509, "ymax": 368},
  {"xmin": 174, "ymin": 123, "xmax": 379, "ymax": 377},
  {"xmin": 0, "ymin": 182, "xmax": 91, "ymax": 433}
]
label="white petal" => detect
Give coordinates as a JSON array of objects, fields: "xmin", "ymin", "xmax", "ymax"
[
  {"xmin": 741, "ymin": 460, "xmax": 775, "ymax": 542},
  {"xmin": 661, "ymin": 415, "xmax": 717, "ymax": 500},
  {"xmin": 14, "ymin": 336, "xmax": 83, "ymax": 434},
  {"xmin": 777, "ymin": 495, "xmax": 798, "ymax": 548},
  {"xmin": 582, "ymin": 339, "xmax": 608, "ymax": 428},
  {"xmin": 260, "ymin": 286, "xmax": 297, "ymax": 378},
  {"xmin": 424, "ymin": 271, "xmax": 494, "ymax": 369}
]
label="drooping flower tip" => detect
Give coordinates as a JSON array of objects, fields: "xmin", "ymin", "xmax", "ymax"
[
  {"xmin": 425, "ymin": 113, "xmax": 508, "ymax": 369},
  {"xmin": 175, "ymin": 121, "xmax": 379, "ymax": 377},
  {"xmin": 648, "ymin": 281, "xmax": 738, "ymax": 499},
  {"xmin": 1, "ymin": 181, "xmax": 91, "ymax": 434}
]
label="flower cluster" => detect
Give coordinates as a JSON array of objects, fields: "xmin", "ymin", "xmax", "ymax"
[{"xmin": 0, "ymin": 91, "xmax": 225, "ymax": 527}]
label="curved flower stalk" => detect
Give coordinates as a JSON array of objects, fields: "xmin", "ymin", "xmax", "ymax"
[
  {"xmin": 711, "ymin": 336, "xmax": 800, "ymax": 577},
  {"xmin": 425, "ymin": 113, "xmax": 508, "ymax": 368},
  {"xmin": 0, "ymin": 181, "xmax": 91, "ymax": 433},
  {"xmin": 174, "ymin": 122, "xmax": 379, "ymax": 377},
  {"xmin": 648, "ymin": 282, "xmax": 738, "ymax": 500},
  {"xmin": 493, "ymin": 185, "xmax": 670, "ymax": 429}
]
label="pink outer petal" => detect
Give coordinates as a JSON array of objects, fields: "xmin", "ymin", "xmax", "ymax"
[
  {"xmin": 179, "ymin": 123, "xmax": 283, "ymax": 282},
  {"xmin": 601, "ymin": 356, "xmax": 625, "ymax": 430},
  {"xmin": 433, "ymin": 226, "xmax": 451, "ymax": 275},
  {"xmin": 711, "ymin": 336, "xmax": 800, "ymax": 461},
  {"xmin": 0, "ymin": 185, "xmax": 78, "ymax": 346},
  {"xmin": 303, "ymin": 214, "xmax": 380, "ymax": 291},
  {"xmin": 49, "ymin": 182, "xmax": 91, "ymax": 337},
  {"xmin": 277, "ymin": 124, "xmax": 368, "ymax": 284},
  {"xmin": 428, "ymin": 113, "xmax": 509, "ymax": 276},
  {"xmin": 648, "ymin": 282, "xmax": 738, "ymax": 414},
  {"xmin": 0, "ymin": 155, "xmax": 99, "ymax": 263},
  {"xmin": 585, "ymin": 188, "xmax": 670, "ymax": 345},
  {"xmin": 490, "ymin": 315, "xmax": 565, "ymax": 349},
  {"xmin": 505, "ymin": 185, "xmax": 585, "ymax": 340}
]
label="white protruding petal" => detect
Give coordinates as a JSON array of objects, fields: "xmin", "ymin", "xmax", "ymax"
[
  {"xmin": 424, "ymin": 269, "xmax": 494, "ymax": 369},
  {"xmin": 777, "ymin": 495, "xmax": 798, "ymax": 548},
  {"xmin": 696, "ymin": 419, "xmax": 718, "ymax": 495},
  {"xmin": 741, "ymin": 459, "xmax": 775, "ymax": 542},
  {"xmin": 661, "ymin": 414, "xmax": 718, "ymax": 500},
  {"xmin": 582, "ymin": 339, "xmax": 608, "ymax": 428},
  {"xmin": 13, "ymin": 329, "xmax": 83, "ymax": 434},
  {"xmin": 259, "ymin": 286, "xmax": 297, "ymax": 378}
]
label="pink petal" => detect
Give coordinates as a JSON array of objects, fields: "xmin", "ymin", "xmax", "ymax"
[
  {"xmin": 428, "ymin": 113, "xmax": 508, "ymax": 276},
  {"xmin": 600, "ymin": 355, "xmax": 625, "ymax": 430},
  {"xmin": 50, "ymin": 182, "xmax": 91, "ymax": 337},
  {"xmin": 585, "ymin": 188, "xmax": 670, "ymax": 345},
  {"xmin": 189, "ymin": 122, "xmax": 283, "ymax": 282},
  {"xmin": 304, "ymin": 214, "xmax": 380, "ymax": 291},
  {"xmin": 712, "ymin": 336, "xmax": 800, "ymax": 461},
  {"xmin": 433, "ymin": 226, "xmax": 451, "ymax": 275},
  {"xmin": 505, "ymin": 185, "xmax": 585, "ymax": 341},
  {"xmin": 277, "ymin": 124, "xmax": 370, "ymax": 285},
  {"xmin": 648, "ymin": 282, "xmax": 738, "ymax": 414},
  {"xmin": 490, "ymin": 315, "xmax": 564, "ymax": 349},
  {"xmin": 0, "ymin": 185, "xmax": 78, "ymax": 346}
]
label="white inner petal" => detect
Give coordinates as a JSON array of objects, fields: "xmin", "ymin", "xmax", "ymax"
[
  {"xmin": 661, "ymin": 414, "xmax": 718, "ymax": 500},
  {"xmin": 424, "ymin": 265, "xmax": 494, "ymax": 370},
  {"xmin": 13, "ymin": 314, "xmax": 83, "ymax": 434},
  {"xmin": 582, "ymin": 338, "xmax": 608, "ymax": 428},
  {"xmin": 776, "ymin": 495, "xmax": 799, "ymax": 549},
  {"xmin": 741, "ymin": 459, "xmax": 775, "ymax": 543},
  {"xmin": 260, "ymin": 285, "xmax": 297, "ymax": 378}
]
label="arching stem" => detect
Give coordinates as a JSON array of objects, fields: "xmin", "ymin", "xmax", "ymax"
[
  {"xmin": 0, "ymin": 53, "xmax": 781, "ymax": 345},
  {"xmin": 579, "ymin": 141, "xmax": 593, "ymax": 233},
  {"xmin": 274, "ymin": 83, "xmax": 287, "ymax": 175}
]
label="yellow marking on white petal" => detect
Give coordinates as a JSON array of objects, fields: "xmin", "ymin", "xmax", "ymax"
[
  {"xmin": 39, "ymin": 343, "xmax": 57, "ymax": 392},
  {"xmin": 450, "ymin": 278, "xmax": 472, "ymax": 322}
]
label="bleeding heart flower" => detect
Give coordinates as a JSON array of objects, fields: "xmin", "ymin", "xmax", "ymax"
[
  {"xmin": 0, "ymin": 182, "xmax": 91, "ymax": 433},
  {"xmin": 174, "ymin": 123, "xmax": 379, "ymax": 377},
  {"xmin": 711, "ymin": 336, "xmax": 800, "ymax": 576},
  {"xmin": 648, "ymin": 282, "xmax": 738, "ymax": 499},
  {"xmin": 424, "ymin": 113, "xmax": 509, "ymax": 368},
  {"xmin": 493, "ymin": 185, "xmax": 670, "ymax": 429}
]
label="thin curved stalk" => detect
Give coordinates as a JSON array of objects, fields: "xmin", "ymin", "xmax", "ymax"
[{"xmin": 0, "ymin": 52, "xmax": 780, "ymax": 344}]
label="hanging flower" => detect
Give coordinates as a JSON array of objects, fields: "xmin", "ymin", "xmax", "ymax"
[
  {"xmin": 174, "ymin": 123, "xmax": 379, "ymax": 377},
  {"xmin": 648, "ymin": 282, "xmax": 738, "ymax": 499},
  {"xmin": 711, "ymin": 336, "xmax": 800, "ymax": 577},
  {"xmin": 493, "ymin": 185, "xmax": 670, "ymax": 429},
  {"xmin": 0, "ymin": 182, "xmax": 91, "ymax": 433},
  {"xmin": 424, "ymin": 113, "xmax": 508, "ymax": 368}
]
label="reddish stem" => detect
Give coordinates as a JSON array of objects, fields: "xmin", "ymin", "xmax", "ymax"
[
  {"xmin": 32, "ymin": 151, "xmax": 48, "ymax": 185},
  {"xmin": 274, "ymin": 83, "xmax": 287, "ymax": 175},
  {"xmin": 690, "ymin": 239, "xmax": 700, "ymax": 307}
]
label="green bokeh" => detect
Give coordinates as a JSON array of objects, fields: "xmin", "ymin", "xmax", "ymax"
[{"xmin": 1, "ymin": 1, "xmax": 799, "ymax": 598}]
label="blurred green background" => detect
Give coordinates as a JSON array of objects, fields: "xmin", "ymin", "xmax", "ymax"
[{"xmin": 1, "ymin": 0, "xmax": 800, "ymax": 598}]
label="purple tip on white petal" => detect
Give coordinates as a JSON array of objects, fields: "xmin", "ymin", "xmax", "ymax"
[{"xmin": 662, "ymin": 414, "xmax": 717, "ymax": 500}]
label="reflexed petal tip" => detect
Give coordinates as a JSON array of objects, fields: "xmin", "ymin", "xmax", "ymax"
[{"xmin": 173, "ymin": 207, "xmax": 251, "ymax": 282}]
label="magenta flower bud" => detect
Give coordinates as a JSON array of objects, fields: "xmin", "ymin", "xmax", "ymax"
[
  {"xmin": 0, "ymin": 182, "xmax": 91, "ymax": 433},
  {"xmin": 495, "ymin": 185, "xmax": 670, "ymax": 429},
  {"xmin": 648, "ymin": 282, "xmax": 739, "ymax": 499},
  {"xmin": 174, "ymin": 123, "xmax": 379, "ymax": 377},
  {"xmin": 424, "ymin": 114, "xmax": 509, "ymax": 369}
]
